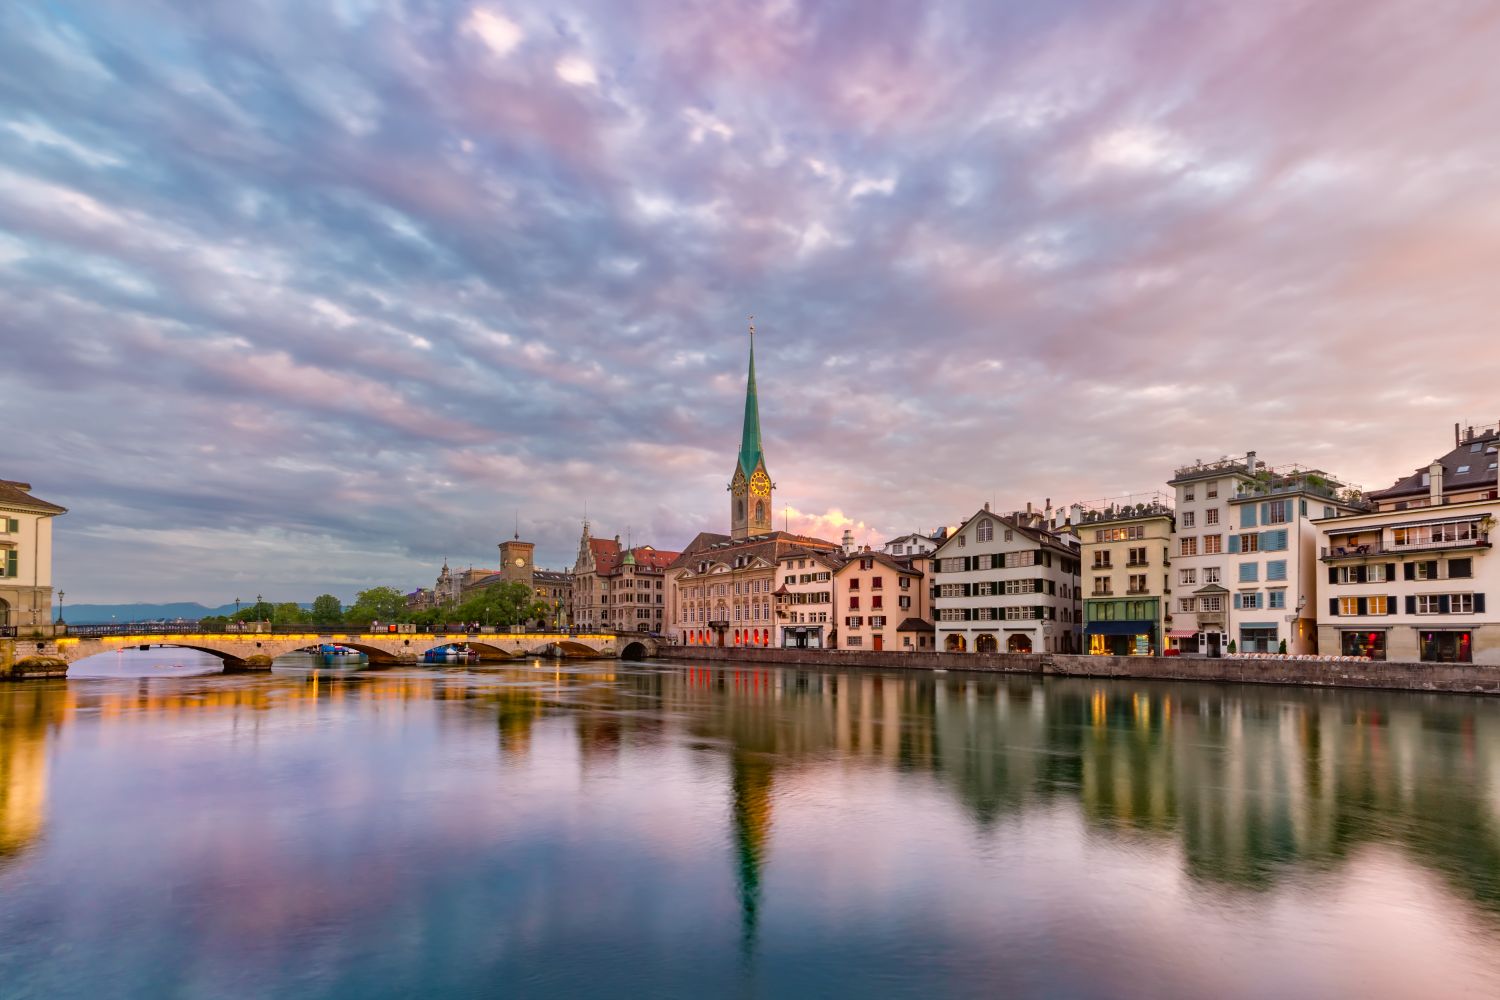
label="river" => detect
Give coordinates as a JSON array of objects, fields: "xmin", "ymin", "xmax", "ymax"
[{"xmin": 3, "ymin": 648, "xmax": 1500, "ymax": 998}]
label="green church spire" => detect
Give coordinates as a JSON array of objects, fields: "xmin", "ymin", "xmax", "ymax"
[{"xmin": 738, "ymin": 318, "xmax": 764, "ymax": 478}]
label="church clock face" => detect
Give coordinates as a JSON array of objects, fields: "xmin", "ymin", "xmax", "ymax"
[
  {"xmin": 514, "ymin": 557, "xmax": 526, "ymax": 568},
  {"xmin": 731, "ymin": 470, "xmax": 748, "ymax": 496},
  {"xmin": 749, "ymin": 470, "xmax": 771, "ymax": 497}
]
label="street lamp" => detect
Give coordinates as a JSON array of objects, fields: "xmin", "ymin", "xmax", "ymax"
[{"xmin": 55, "ymin": 590, "xmax": 65, "ymax": 625}]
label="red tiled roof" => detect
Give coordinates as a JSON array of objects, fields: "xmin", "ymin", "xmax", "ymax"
[{"xmin": 668, "ymin": 531, "xmax": 840, "ymax": 571}]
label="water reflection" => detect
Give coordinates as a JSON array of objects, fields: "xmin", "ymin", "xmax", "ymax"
[{"xmin": 4, "ymin": 660, "xmax": 1500, "ymax": 996}]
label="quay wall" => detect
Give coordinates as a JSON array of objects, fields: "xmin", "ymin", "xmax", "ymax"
[{"xmin": 653, "ymin": 646, "xmax": 1500, "ymax": 697}]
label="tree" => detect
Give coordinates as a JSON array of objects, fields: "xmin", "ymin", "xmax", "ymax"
[
  {"xmin": 310, "ymin": 594, "xmax": 343, "ymax": 625},
  {"xmin": 348, "ymin": 586, "xmax": 408, "ymax": 624},
  {"xmin": 272, "ymin": 602, "xmax": 307, "ymax": 626},
  {"xmin": 453, "ymin": 581, "xmax": 549, "ymax": 629}
]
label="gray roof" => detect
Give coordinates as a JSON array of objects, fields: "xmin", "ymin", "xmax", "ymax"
[
  {"xmin": 1368, "ymin": 429, "xmax": 1500, "ymax": 500},
  {"xmin": 0, "ymin": 480, "xmax": 67, "ymax": 514}
]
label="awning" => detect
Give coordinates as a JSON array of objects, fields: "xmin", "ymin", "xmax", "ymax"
[
  {"xmin": 1084, "ymin": 620, "xmax": 1156, "ymax": 636},
  {"xmin": 1167, "ymin": 629, "xmax": 1198, "ymax": 638}
]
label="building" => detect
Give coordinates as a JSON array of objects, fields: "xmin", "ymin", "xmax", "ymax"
[
  {"xmin": 834, "ymin": 550, "xmax": 934, "ymax": 651},
  {"xmin": 666, "ymin": 328, "xmax": 839, "ymax": 646},
  {"xmin": 881, "ymin": 532, "xmax": 941, "ymax": 558},
  {"xmin": 0, "ymin": 480, "xmax": 66, "ymax": 636},
  {"xmin": 930, "ymin": 503, "xmax": 1082, "ymax": 654},
  {"xmin": 772, "ymin": 548, "xmax": 844, "ymax": 648},
  {"xmin": 1076, "ymin": 495, "xmax": 1174, "ymax": 656},
  {"xmin": 1316, "ymin": 422, "xmax": 1499, "ymax": 663},
  {"xmin": 570, "ymin": 523, "xmax": 679, "ymax": 632},
  {"xmin": 1172, "ymin": 452, "xmax": 1363, "ymax": 655}
]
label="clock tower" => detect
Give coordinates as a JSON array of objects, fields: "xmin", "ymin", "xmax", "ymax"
[
  {"xmin": 498, "ymin": 535, "xmax": 535, "ymax": 587},
  {"xmin": 730, "ymin": 320, "xmax": 774, "ymax": 540}
]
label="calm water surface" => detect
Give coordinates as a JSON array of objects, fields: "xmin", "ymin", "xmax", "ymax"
[{"xmin": 5, "ymin": 649, "xmax": 1500, "ymax": 998}]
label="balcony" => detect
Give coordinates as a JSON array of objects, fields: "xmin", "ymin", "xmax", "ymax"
[
  {"xmin": 1126, "ymin": 560, "xmax": 1149, "ymax": 568},
  {"xmin": 1090, "ymin": 589, "xmax": 1115, "ymax": 597},
  {"xmin": 1126, "ymin": 588, "xmax": 1151, "ymax": 595},
  {"xmin": 1321, "ymin": 533, "xmax": 1490, "ymax": 560}
]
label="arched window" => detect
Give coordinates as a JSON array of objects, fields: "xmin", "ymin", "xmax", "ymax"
[
  {"xmin": 756, "ymin": 500, "xmax": 766, "ymax": 522},
  {"xmin": 737, "ymin": 499, "xmax": 745, "ymax": 519},
  {"xmin": 977, "ymin": 519, "xmax": 993, "ymax": 542}
]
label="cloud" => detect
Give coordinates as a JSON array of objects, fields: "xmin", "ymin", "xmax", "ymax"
[{"xmin": 0, "ymin": 0, "xmax": 1498, "ymax": 603}]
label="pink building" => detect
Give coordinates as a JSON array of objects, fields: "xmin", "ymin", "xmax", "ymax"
[{"xmin": 833, "ymin": 551, "xmax": 934, "ymax": 651}]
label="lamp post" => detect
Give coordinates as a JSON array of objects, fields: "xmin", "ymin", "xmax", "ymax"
[{"xmin": 55, "ymin": 590, "xmax": 65, "ymax": 625}]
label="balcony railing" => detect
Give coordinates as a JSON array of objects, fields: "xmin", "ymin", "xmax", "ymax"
[
  {"xmin": 1126, "ymin": 588, "xmax": 1151, "ymax": 595},
  {"xmin": 1090, "ymin": 589, "xmax": 1114, "ymax": 597},
  {"xmin": 1322, "ymin": 533, "xmax": 1490, "ymax": 559}
]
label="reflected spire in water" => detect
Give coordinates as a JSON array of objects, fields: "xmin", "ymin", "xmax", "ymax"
[{"xmin": 729, "ymin": 749, "xmax": 774, "ymax": 967}]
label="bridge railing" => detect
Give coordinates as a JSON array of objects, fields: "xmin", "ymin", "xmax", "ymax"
[{"xmin": 58, "ymin": 621, "xmax": 658, "ymax": 639}]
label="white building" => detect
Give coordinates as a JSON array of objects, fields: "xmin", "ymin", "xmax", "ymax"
[
  {"xmin": 931, "ymin": 504, "xmax": 1082, "ymax": 654},
  {"xmin": 773, "ymin": 548, "xmax": 844, "ymax": 648},
  {"xmin": 881, "ymin": 532, "xmax": 940, "ymax": 558},
  {"xmin": 1168, "ymin": 457, "xmax": 1257, "ymax": 656},
  {"xmin": 1316, "ymin": 423, "xmax": 1499, "ymax": 663},
  {"xmin": 0, "ymin": 479, "xmax": 66, "ymax": 636}
]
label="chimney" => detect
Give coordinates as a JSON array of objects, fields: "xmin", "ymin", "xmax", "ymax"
[
  {"xmin": 1245, "ymin": 450, "xmax": 1257, "ymax": 472},
  {"xmin": 983, "ymin": 500, "xmax": 991, "ymax": 512},
  {"xmin": 1025, "ymin": 501, "xmax": 1033, "ymax": 516},
  {"xmin": 1069, "ymin": 503, "xmax": 1083, "ymax": 525},
  {"xmin": 1456, "ymin": 422, "xmax": 1463, "ymax": 446},
  {"xmin": 1430, "ymin": 460, "xmax": 1444, "ymax": 502}
]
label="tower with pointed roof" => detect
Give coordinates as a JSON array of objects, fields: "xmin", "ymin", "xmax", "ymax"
[{"xmin": 730, "ymin": 319, "xmax": 774, "ymax": 540}]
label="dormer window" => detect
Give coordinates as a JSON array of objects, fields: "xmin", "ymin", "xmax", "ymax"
[
  {"xmin": 1458, "ymin": 466, "xmax": 1470, "ymax": 474},
  {"xmin": 976, "ymin": 520, "xmax": 993, "ymax": 542}
]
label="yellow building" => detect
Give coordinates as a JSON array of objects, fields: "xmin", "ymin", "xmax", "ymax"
[{"xmin": 1076, "ymin": 496, "xmax": 1175, "ymax": 655}]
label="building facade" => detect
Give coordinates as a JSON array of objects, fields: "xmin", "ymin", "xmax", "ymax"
[
  {"xmin": 1316, "ymin": 423, "xmax": 1499, "ymax": 663},
  {"xmin": 773, "ymin": 548, "xmax": 843, "ymax": 648},
  {"xmin": 571, "ymin": 523, "xmax": 678, "ymax": 632},
  {"xmin": 0, "ymin": 480, "xmax": 66, "ymax": 636},
  {"xmin": 1077, "ymin": 496, "xmax": 1174, "ymax": 656},
  {"xmin": 881, "ymin": 532, "xmax": 940, "ymax": 558},
  {"xmin": 834, "ymin": 551, "xmax": 933, "ymax": 651},
  {"xmin": 931, "ymin": 505, "xmax": 1082, "ymax": 654},
  {"xmin": 1168, "ymin": 456, "xmax": 1258, "ymax": 656}
]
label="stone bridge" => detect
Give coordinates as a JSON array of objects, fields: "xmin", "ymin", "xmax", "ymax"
[{"xmin": 36, "ymin": 630, "xmax": 659, "ymax": 673}]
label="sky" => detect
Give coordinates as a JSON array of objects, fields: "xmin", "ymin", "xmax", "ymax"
[{"xmin": 3, "ymin": 0, "xmax": 1499, "ymax": 604}]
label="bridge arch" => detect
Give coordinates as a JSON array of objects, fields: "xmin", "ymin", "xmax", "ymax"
[{"xmin": 620, "ymin": 641, "xmax": 649, "ymax": 661}]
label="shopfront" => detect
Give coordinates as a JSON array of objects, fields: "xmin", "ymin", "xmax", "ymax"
[
  {"xmin": 1085, "ymin": 620, "xmax": 1158, "ymax": 656},
  {"xmin": 1341, "ymin": 629, "xmax": 1387, "ymax": 660},
  {"xmin": 781, "ymin": 626, "xmax": 824, "ymax": 649},
  {"xmin": 1420, "ymin": 629, "xmax": 1473, "ymax": 663},
  {"xmin": 1238, "ymin": 623, "xmax": 1279, "ymax": 654}
]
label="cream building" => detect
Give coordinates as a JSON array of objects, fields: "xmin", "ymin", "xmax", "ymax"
[
  {"xmin": 1316, "ymin": 423, "xmax": 1499, "ymax": 663},
  {"xmin": 773, "ymin": 548, "xmax": 843, "ymax": 648},
  {"xmin": 834, "ymin": 550, "xmax": 934, "ymax": 652},
  {"xmin": 1076, "ymin": 495, "xmax": 1175, "ymax": 656},
  {"xmin": 571, "ymin": 523, "xmax": 678, "ymax": 633},
  {"xmin": 930, "ymin": 504, "xmax": 1082, "ymax": 654},
  {"xmin": 0, "ymin": 480, "xmax": 66, "ymax": 637}
]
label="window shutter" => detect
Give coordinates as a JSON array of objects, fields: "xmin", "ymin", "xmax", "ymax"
[
  {"xmin": 3, "ymin": 549, "xmax": 14, "ymax": 577},
  {"xmin": 1329, "ymin": 598, "xmax": 1338, "ymax": 616},
  {"xmin": 1438, "ymin": 595, "xmax": 1451, "ymax": 614},
  {"xmin": 1403, "ymin": 563, "xmax": 1415, "ymax": 581},
  {"xmin": 1328, "ymin": 567, "xmax": 1338, "ymax": 584},
  {"xmin": 1405, "ymin": 595, "xmax": 1417, "ymax": 615},
  {"xmin": 1388, "ymin": 595, "xmax": 1397, "ymax": 616},
  {"xmin": 1228, "ymin": 536, "xmax": 1241, "ymax": 553},
  {"xmin": 1234, "ymin": 593, "xmax": 1242, "ymax": 609},
  {"xmin": 1243, "ymin": 506, "xmax": 1257, "ymax": 528},
  {"xmin": 1386, "ymin": 564, "xmax": 1396, "ymax": 582},
  {"xmin": 1426, "ymin": 561, "xmax": 1438, "ymax": 579},
  {"xmin": 1476, "ymin": 594, "xmax": 1487, "ymax": 614},
  {"xmin": 1357, "ymin": 597, "xmax": 1368, "ymax": 616},
  {"xmin": 1260, "ymin": 503, "xmax": 1270, "ymax": 525},
  {"xmin": 1355, "ymin": 566, "xmax": 1367, "ymax": 584}
]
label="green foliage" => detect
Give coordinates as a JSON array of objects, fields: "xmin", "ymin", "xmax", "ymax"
[
  {"xmin": 451, "ymin": 581, "xmax": 551, "ymax": 629},
  {"xmin": 310, "ymin": 594, "xmax": 343, "ymax": 625},
  {"xmin": 1227, "ymin": 639, "xmax": 1237, "ymax": 654},
  {"xmin": 271, "ymin": 602, "xmax": 306, "ymax": 625},
  {"xmin": 233, "ymin": 600, "xmax": 274, "ymax": 622},
  {"xmin": 199, "ymin": 615, "xmax": 228, "ymax": 633},
  {"xmin": 1278, "ymin": 638, "xmax": 1288, "ymax": 655},
  {"xmin": 348, "ymin": 586, "xmax": 407, "ymax": 624}
]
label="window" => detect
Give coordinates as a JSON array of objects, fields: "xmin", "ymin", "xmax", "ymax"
[
  {"xmin": 1416, "ymin": 562, "xmax": 1432, "ymax": 580},
  {"xmin": 1416, "ymin": 595, "xmax": 1441, "ymax": 614},
  {"xmin": 1367, "ymin": 595, "xmax": 1388, "ymax": 614},
  {"xmin": 1093, "ymin": 552, "xmax": 1112, "ymax": 568},
  {"xmin": 958, "ymin": 534, "xmax": 966, "ymax": 547},
  {"xmin": 977, "ymin": 519, "xmax": 994, "ymax": 542},
  {"xmin": 1005, "ymin": 530, "xmax": 1013, "ymax": 541},
  {"xmin": 1181, "ymin": 569, "xmax": 1197, "ymax": 585},
  {"xmin": 846, "ymin": 636, "xmax": 863, "ymax": 647},
  {"xmin": 1003, "ymin": 579, "xmax": 1033, "ymax": 594},
  {"xmin": 1239, "ymin": 534, "xmax": 1260, "ymax": 553},
  {"xmin": 1204, "ymin": 534, "xmax": 1222, "ymax": 554},
  {"xmin": 975, "ymin": 607, "xmax": 995, "ymax": 621},
  {"xmin": 1129, "ymin": 574, "xmax": 1148, "ymax": 593},
  {"xmin": 1458, "ymin": 465, "xmax": 1471, "ymax": 474},
  {"xmin": 1452, "ymin": 594, "xmax": 1474, "ymax": 614},
  {"xmin": 1128, "ymin": 547, "xmax": 1147, "ymax": 565},
  {"xmin": 1004, "ymin": 551, "xmax": 1036, "ymax": 568},
  {"xmin": 939, "ymin": 608, "xmax": 964, "ymax": 621},
  {"xmin": 1207, "ymin": 483, "xmax": 1219, "ymax": 499},
  {"xmin": 899, "ymin": 596, "xmax": 911, "ymax": 609},
  {"xmin": 848, "ymin": 578, "xmax": 860, "ymax": 591},
  {"xmin": 1183, "ymin": 511, "xmax": 1196, "ymax": 528},
  {"xmin": 1093, "ymin": 576, "xmax": 1113, "ymax": 595},
  {"xmin": 871, "ymin": 576, "xmax": 883, "ymax": 589},
  {"xmin": 1339, "ymin": 597, "xmax": 1359, "ymax": 616},
  {"xmin": 1185, "ymin": 488, "xmax": 1196, "ymax": 502},
  {"xmin": 1180, "ymin": 537, "xmax": 1198, "ymax": 556},
  {"xmin": 1266, "ymin": 560, "xmax": 1287, "ymax": 581},
  {"xmin": 1200, "ymin": 595, "xmax": 1223, "ymax": 612},
  {"xmin": 1239, "ymin": 563, "xmax": 1259, "ymax": 582},
  {"xmin": 1367, "ymin": 564, "xmax": 1387, "ymax": 583},
  {"xmin": 1179, "ymin": 597, "xmax": 1195, "ymax": 612},
  {"xmin": 1206, "ymin": 508, "xmax": 1219, "ymax": 525},
  {"xmin": 1238, "ymin": 592, "xmax": 1261, "ymax": 609},
  {"xmin": 1004, "ymin": 606, "xmax": 1036, "ymax": 620},
  {"xmin": 939, "ymin": 584, "xmax": 964, "ymax": 598},
  {"xmin": 1266, "ymin": 500, "xmax": 1291, "ymax": 524},
  {"xmin": 870, "ymin": 616, "xmax": 887, "ymax": 627},
  {"xmin": 1268, "ymin": 590, "xmax": 1286, "ymax": 609},
  {"xmin": 871, "ymin": 596, "xmax": 883, "ymax": 609},
  {"xmin": 1205, "ymin": 567, "xmax": 1221, "ymax": 584},
  {"xmin": 1449, "ymin": 558, "xmax": 1473, "ymax": 579}
]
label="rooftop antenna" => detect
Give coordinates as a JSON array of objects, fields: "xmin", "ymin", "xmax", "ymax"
[{"xmin": 784, "ymin": 503, "xmax": 789, "ymax": 533}]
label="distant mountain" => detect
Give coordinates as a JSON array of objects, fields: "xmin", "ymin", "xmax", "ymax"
[{"xmin": 62, "ymin": 602, "xmax": 304, "ymax": 624}]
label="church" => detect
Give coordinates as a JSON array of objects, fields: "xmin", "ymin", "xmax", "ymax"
[{"xmin": 666, "ymin": 326, "xmax": 840, "ymax": 646}]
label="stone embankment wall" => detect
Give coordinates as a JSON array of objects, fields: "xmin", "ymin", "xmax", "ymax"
[{"xmin": 654, "ymin": 646, "xmax": 1500, "ymax": 697}]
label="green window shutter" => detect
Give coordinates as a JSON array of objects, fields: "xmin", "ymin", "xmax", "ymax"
[{"xmin": 4, "ymin": 549, "xmax": 15, "ymax": 577}]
